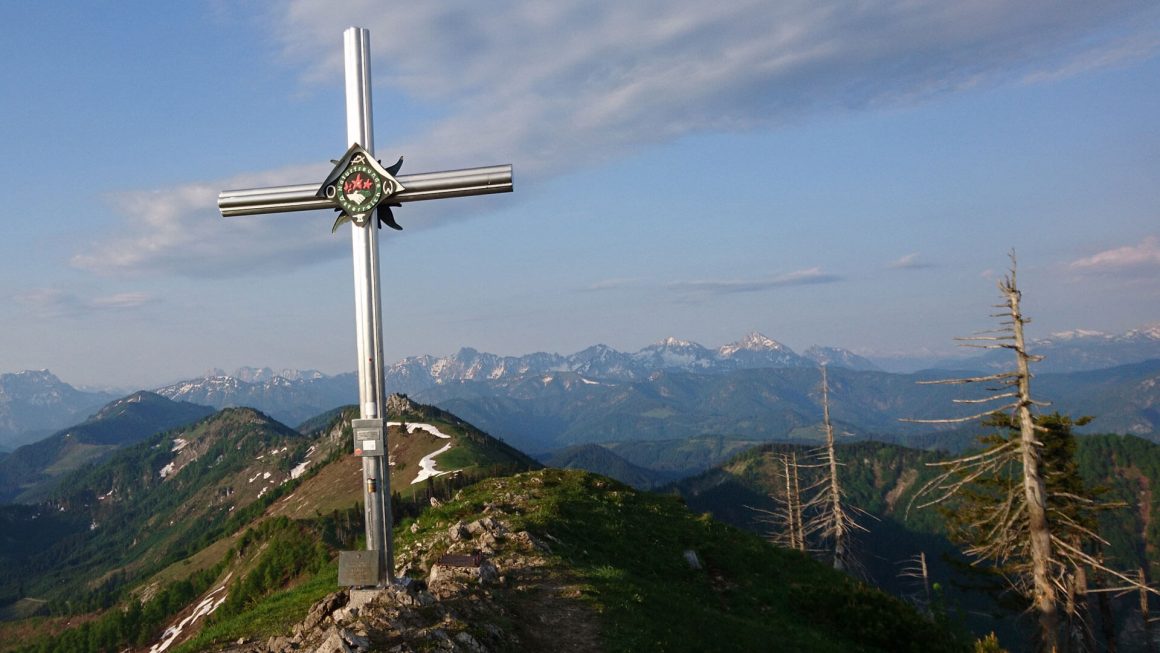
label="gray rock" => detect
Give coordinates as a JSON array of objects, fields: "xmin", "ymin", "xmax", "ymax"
[
  {"xmin": 303, "ymin": 592, "xmax": 346, "ymax": 631},
  {"xmin": 314, "ymin": 628, "xmax": 352, "ymax": 653},
  {"xmin": 339, "ymin": 628, "xmax": 371, "ymax": 651},
  {"xmin": 454, "ymin": 630, "xmax": 489, "ymax": 652},
  {"xmin": 683, "ymin": 549, "xmax": 703, "ymax": 570},
  {"xmin": 448, "ymin": 521, "xmax": 470, "ymax": 541}
]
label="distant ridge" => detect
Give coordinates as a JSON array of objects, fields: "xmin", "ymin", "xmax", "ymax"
[
  {"xmin": 142, "ymin": 326, "xmax": 1160, "ymax": 452},
  {"xmin": 148, "ymin": 333, "xmax": 867, "ymax": 423},
  {"xmin": 0, "ymin": 391, "xmax": 214, "ymax": 503},
  {"xmin": 940, "ymin": 323, "xmax": 1160, "ymax": 373},
  {"xmin": 8, "ymin": 326, "xmax": 1158, "ymax": 456},
  {"xmin": 0, "ymin": 370, "xmax": 117, "ymax": 451}
]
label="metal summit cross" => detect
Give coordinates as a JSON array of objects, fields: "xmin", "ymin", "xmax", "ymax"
[{"xmin": 217, "ymin": 27, "xmax": 512, "ymax": 586}]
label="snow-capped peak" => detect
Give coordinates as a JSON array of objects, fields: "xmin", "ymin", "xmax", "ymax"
[
  {"xmin": 1123, "ymin": 324, "xmax": 1160, "ymax": 341},
  {"xmin": 1045, "ymin": 329, "xmax": 1110, "ymax": 342},
  {"xmin": 718, "ymin": 332, "xmax": 787, "ymax": 357}
]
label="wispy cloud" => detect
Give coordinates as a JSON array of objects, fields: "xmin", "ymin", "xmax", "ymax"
[
  {"xmin": 887, "ymin": 253, "xmax": 934, "ymax": 270},
  {"xmin": 13, "ymin": 288, "xmax": 156, "ymax": 318},
  {"xmin": 1069, "ymin": 236, "xmax": 1160, "ymax": 274},
  {"xmin": 576, "ymin": 278, "xmax": 640, "ymax": 293},
  {"xmin": 75, "ymin": 1, "xmax": 1160, "ymax": 278},
  {"xmin": 71, "ymin": 166, "xmax": 341, "ymax": 278},
  {"xmin": 669, "ymin": 267, "xmax": 841, "ymax": 297},
  {"xmin": 274, "ymin": 1, "xmax": 1158, "ymax": 177}
]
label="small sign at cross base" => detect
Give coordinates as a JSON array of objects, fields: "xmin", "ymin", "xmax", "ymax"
[{"xmin": 338, "ymin": 550, "xmax": 382, "ymax": 587}]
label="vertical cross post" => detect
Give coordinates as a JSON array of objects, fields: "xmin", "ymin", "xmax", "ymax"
[
  {"xmin": 343, "ymin": 27, "xmax": 393, "ymax": 585},
  {"xmin": 217, "ymin": 26, "xmax": 512, "ymax": 588}
]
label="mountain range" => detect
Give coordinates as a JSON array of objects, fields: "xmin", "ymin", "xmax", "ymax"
[
  {"xmin": 3, "ymin": 326, "xmax": 1159, "ymax": 455},
  {"xmin": 143, "ymin": 332, "xmax": 875, "ymax": 428},
  {"xmin": 930, "ymin": 324, "xmax": 1160, "ymax": 373}
]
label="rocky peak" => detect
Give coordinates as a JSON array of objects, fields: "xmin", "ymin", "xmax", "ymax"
[
  {"xmin": 386, "ymin": 393, "xmax": 420, "ymax": 417},
  {"xmin": 718, "ymin": 332, "xmax": 787, "ymax": 357}
]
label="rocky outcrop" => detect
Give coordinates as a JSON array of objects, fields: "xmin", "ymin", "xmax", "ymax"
[{"xmin": 216, "ymin": 505, "xmax": 592, "ymax": 653}]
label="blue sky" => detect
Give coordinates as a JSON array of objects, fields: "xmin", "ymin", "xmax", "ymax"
[{"xmin": 1, "ymin": 1, "xmax": 1158, "ymax": 389}]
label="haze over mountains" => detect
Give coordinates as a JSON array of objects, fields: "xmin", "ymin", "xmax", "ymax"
[{"xmin": 2, "ymin": 326, "xmax": 1159, "ymax": 454}]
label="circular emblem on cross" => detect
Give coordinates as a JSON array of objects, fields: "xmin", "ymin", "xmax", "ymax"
[
  {"xmin": 335, "ymin": 160, "xmax": 386, "ymax": 218},
  {"xmin": 319, "ymin": 144, "xmax": 406, "ymax": 230}
]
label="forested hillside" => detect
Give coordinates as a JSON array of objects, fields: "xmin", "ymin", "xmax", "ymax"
[
  {"xmin": 671, "ymin": 434, "xmax": 1160, "ymax": 651},
  {"xmin": 0, "ymin": 397, "xmax": 544, "ymax": 652},
  {"xmin": 0, "ymin": 392, "xmax": 214, "ymax": 503}
]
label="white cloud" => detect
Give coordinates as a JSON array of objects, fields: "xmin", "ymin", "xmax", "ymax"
[
  {"xmin": 887, "ymin": 253, "xmax": 933, "ymax": 270},
  {"xmin": 577, "ymin": 278, "xmax": 641, "ymax": 293},
  {"xmin": 1069, "ymin": 236, "xmax": 1160, "ymax": 273},
  {"xmin": 272, "ymin": 0, "xmax": 1158, "ymax": 176},
  {"xmin": 669, "ymin": 267, "xmax": 841, "ymax": 297},
  {"xmin": 13, "ymin": 288, "xmax": 156, "ymax": 318},
  {"xmin": 88, "ymin": 292, "xmax": 155, "ymax": 310},
  {"xmin": 74, "ymin": 1, "xmax": 1160, "ymax": 278},
  {"xmin": 71, "ymin": 165, "xmax": 343, "ymax": 278}
]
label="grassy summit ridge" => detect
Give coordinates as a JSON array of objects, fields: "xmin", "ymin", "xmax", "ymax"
[{"xmin": 189, "ymin": 469, "xmax": 962, "ymax": 652}]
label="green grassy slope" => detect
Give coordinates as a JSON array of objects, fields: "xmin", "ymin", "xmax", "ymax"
[{"xmin": 182, "ymin": 469, "xmax": 966, "ymax": 653}]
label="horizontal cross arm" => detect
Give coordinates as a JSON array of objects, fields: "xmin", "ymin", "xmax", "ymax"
[{"xmin": 219, "ymin": 164, "xmax": 512, "ymax": 217}]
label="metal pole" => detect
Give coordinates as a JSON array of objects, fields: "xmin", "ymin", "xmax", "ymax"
[{"xmin": 344, "ymin": 26, "xmax": 394, "ymax": 585}]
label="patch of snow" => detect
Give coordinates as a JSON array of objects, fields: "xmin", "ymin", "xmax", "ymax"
[
  {"xmin": 171, "ymin": 438, "xmax": 188, "ymax": 452},
  {"xmin": 580, "ymin": 377, "xmax": 600, "ymax": 385},
  {"xmin": 411, "ymin": 442, "xmax": 457, "ymax": 484},
  {"xmin": 290, "ymin": 461, "xmax": 310, "ymax": 479},
  {"xmin": 148, "ymin": 581, "xmax": 229, "ymax": 653},
  {"xmin": 387, "ymin": 422, "xmax": 452, "ymax": 439},
  {"xmin": 159, "ymin": 462, "xmax": 177, "ymax": 479},
  {"xmin": 262, "ymin": 471, "xmax": 272, "ymax": 480}
]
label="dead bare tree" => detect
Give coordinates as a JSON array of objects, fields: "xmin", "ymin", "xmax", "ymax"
[
  {"xmin": 801, "ymin": 366, "xmax": 869, "ymax": 573},
  {"xmin": 905, "ymin": 253, "xmax": 1154, "ymax": 652},
  {"xmin": 750, "ymin": 451, "xmax": 807, "ymax": 552},
  {"xmin": 899, "ymin": 551, "xmax": 934, "ymax": 614},
  {"xmin": 786, "ymin": 451, "xmax": 806, "ymax": 552}
]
